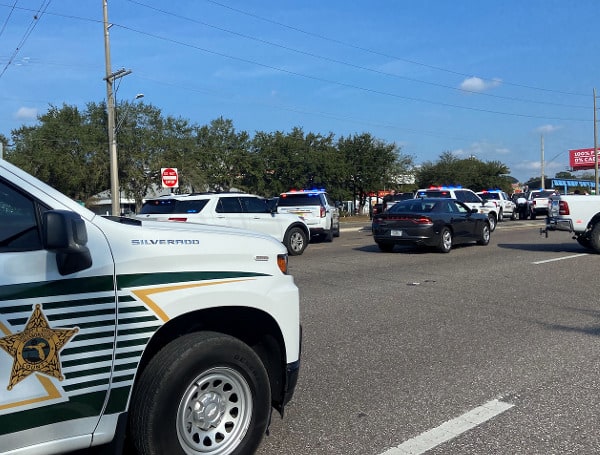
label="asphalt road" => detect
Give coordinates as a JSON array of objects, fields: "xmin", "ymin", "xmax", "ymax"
[{"xmin": 256, "ymin": 218, "xmax": 600, "ymax": 455}]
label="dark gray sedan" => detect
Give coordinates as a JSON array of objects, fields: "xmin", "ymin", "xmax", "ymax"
[{"xmin": 372, "ymin": 198, "xmax": 491, "ymax": 253}]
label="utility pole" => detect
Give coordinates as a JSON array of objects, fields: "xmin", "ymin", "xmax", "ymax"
[
  {"xmin": 594, "ymin": 88, "xmax": 598, "ymax": 195},
  {"xmin": 540, "ymin": 134, "xmax": 545, "ymax": 190},
  {"xmin": 103, "ymin": 1, "xmax": 131, "ymax": 216}
]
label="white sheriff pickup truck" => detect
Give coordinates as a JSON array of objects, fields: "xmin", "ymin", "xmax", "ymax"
[
  {"xmin": 0, "ymin": 159, "xmax": 301, "ymax": 455},
  {"xmin": 543, "ymin": 193, "xmax": 600, "ymax": 252}
]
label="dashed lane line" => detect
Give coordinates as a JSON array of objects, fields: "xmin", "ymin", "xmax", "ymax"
[{"xmin": 379, "ymin": 399, "xmax": 514, "ymax": 455}]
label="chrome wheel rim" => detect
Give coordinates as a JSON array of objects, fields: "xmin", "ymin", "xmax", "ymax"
[
  {"xmin": 442, "ymin": 230, "xmax": 452, "ymax": 250},
  {"xmin": 289, "ymin": 231, "xmax": 305, "ymax": 253},
  {"xmin": 177, "ymin": 367, "xmax": 252, "ymax": 455}
]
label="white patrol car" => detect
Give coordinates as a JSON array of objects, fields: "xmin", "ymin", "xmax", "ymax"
[
  {"xmin": 476, "ymin": 190, "xmax": 517, "ymax": 220},
  {"xmin": 415, "ymin": 186, "xmax": 500, "ymax": 231},
  {"xmin": 277, "ymin": 189, "xmax": 340, "ymax": 241},
  {"xmin": 0, "ymin": 159, "xmax": 301, "ymax": 455},
  {"xmin": 136, "ymin": 192, "xmax": 310, "ymax": 256}
]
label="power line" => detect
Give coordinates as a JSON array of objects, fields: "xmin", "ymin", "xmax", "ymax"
[
  {"xmin": 0, "ymin": 0, "xmax": 51, "ymax": 79},
  {"xmin": 113, "ymin": 22, "xmax": 589, "ymax": 123},
  {"xmin": 196, "ymin": 0, "xmax": 589, "ymax": 98},
  {"xmin": 125, "ymin": 0, "xmax": 588, "ymax": 110}
]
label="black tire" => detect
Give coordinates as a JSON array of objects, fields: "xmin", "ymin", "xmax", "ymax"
[
  {"xmin": 438, "ymin": 227, "xmax": 452, "ymax": 253},
  {"xmin": 487, "ymin": 213, "xmax": 497, "ymax": 232},
  {"xmin": 477, "ymin": 222, "xmax": 491, "ymax": 245},
  {"xmin": 510, "ymin": 210, "xmax": 517, "ymax": 221},
  {"xmin": 589, "ymin": 224, "xmax": 600, "ymax": 253},
  {"xmin": 498, "ymin": 209, "xmax": 503, "ymax": 222},
  {"xmin": 129, "ymin": 332, "xmax": 271, "ymax": 455},
  {"xmin": 333, "ymin": 221, "xmax": 340, "ymax": 238},
  {"xmin": 577, "ymin": 235, "xmax": 592, "ymax": 250},
  {"xmin": 377, "ymin": 241, "xmax": 395, "ymax": 252},
  {"xmin": 324, "ymin": 222, "xmax": 334, "ymax": 242},
  {"xmin": 284, "ymin": 226, "xmax": 308, "ymax": 256}
]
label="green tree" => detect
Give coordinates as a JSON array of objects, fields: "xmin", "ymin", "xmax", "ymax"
[
  {"xmin": 337, "ymin": 133, "xmax": 411, "ymax": 210},
  {"xmin": 416, "ymin": 152, "xmax": 512, "ymax": 192},
  {"xmin": 8, "ymin": 104, "xmax": 108, "ymax": 202},
  {"xmin": 555, "ymin": 171, "xmax": 574, "ymax": 179},
  {"xmin": 193, "ymin": 118, "xmax": 250, "ymax": 191}
]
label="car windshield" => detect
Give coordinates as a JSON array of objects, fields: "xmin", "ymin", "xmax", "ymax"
[
  {"xmin": 140, "ymin": 199, "xmax": 209, "ymax": 214},
  {"xmin": 278, "ymin": 193, "xmax": 323, "ymax": 206}
]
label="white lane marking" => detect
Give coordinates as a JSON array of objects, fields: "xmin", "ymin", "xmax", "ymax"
[
  {"xmin": 379, "ymin": 399, "xmax": 514, "ymax": 455},
  {"xmin": 532, "ymin": 253, "xmax": 588, "ymax": 264}
]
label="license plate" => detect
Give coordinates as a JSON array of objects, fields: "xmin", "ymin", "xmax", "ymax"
[{"xmin": 391, "ymin": 229, "xmax": 403, "ymax": 236}]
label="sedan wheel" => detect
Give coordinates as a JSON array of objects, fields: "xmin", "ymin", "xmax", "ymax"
[
  {"xmin": 477, "ymin": 222, "xmax": 490, "ymax": 245},
  {"xmin": 487, "ymin": 213, "xmax": 497, "ymax": 232},
  {"xmin": 438, "ymin": 227, "xmax": 452, "ymax": 253}
]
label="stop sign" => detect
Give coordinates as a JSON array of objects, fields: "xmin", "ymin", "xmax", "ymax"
[{"xmin": 161, "ymin": 167, "xmax": 179, "ymax": 188}]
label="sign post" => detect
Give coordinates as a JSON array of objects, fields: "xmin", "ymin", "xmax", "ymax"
[{"xmin": 161, "ymin": 168, "xmax": 179, "ymax": 189}]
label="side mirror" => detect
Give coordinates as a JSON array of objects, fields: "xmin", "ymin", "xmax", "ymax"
[{"xmin": 42, "ymin": 210, "xmax": 92, "ymax": 275}]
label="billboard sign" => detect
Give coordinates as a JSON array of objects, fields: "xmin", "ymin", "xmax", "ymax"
[{"xmin": 569, "ymin": 148, "xmax": 598, "ymax": 170}]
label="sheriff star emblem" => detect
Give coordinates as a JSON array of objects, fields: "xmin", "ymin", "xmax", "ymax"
[{"xmin": 0, "ymin": 304, "xmax": 78, "ymax": 390}]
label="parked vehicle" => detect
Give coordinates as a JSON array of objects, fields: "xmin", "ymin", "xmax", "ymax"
[
  {"xmin": 277, "ymin": 189, "xmax": 340, "ymax": 241},
  {"xmin": 0, "ymin": 159, "xmax": 301, "ymax": 455},
  {"xmin": 415, "ymin": 186, "xmax": 499, "ymax": 231},
  {"xmin": 372, "ymin": 198, "xmax": 491, "ymax": 253},
  {"xmin": 477, "ymin": 190, "xmax": 517, "ymax": 220},
  {"xmin": 543, "ymin": 192, "xmax": 600, "ymax": 252},
  {"xmin": 137, "ymin": 192, "xmax": 310, "ymax": 256},
  {"xmin": 525, "ymin": 190, "xmax": 555, "ymax": 219}
]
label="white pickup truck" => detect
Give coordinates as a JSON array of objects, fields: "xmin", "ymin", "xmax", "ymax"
[
  {"xmin": 543, "ymin": 194, "xmax": 600, "ymax": 252},
  {"xmin": 0, "ymin": 159, "xmax": 301, "ymax": 455}
]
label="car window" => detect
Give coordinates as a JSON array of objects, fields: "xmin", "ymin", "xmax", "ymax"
[
  {"xmin": 532, "ymin": 191, "xmax": 554, "ymax": 198},
  {"xmin": 278, "ymin": 193, "xmax": 324, "ymax": 206},
  {"xmin": 216, "ymin": 197, "xmax": 243, "ymax": 213},
  {"xmin": 240, "ymin": 196, "xmax": 268, "ymax": 213},
  {"xmin": 0, "ymin": 180, "xmax": 43, "ymax": 251},
  {"xmin": 417, "ymin": 190, "xmax": 451, "ymax": 198},
  {"xmin": 140, "ymin": 198, "xmax": 209, "ymax": 214},
  {"xmin": 453, "ymin": 201, "xmax": 469, "ymax": 213},
  {"xmin": 480, "ymin": 193, "xmax": 500, "ymax": 200}
]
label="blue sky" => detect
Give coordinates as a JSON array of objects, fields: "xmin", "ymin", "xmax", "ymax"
[{"xmin": 0, "ymin": 0, "xmax": 598, "ymax": 183}]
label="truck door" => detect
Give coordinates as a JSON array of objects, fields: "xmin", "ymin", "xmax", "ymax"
[
  {"xmin": 0, "ymin": 179, "xmax": 116, "ymax": 452},
  {"xmin": 240, "ymin": 196, "xmax": 281, "ymax": 238}
]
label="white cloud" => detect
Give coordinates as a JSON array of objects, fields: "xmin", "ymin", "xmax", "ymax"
[
  {"xmin": 15, "ymin": 107, "xmax": 37, "ymax": 120},
  {"xmin": 459, "ymin": 77, "xmax": 502, "ymax": 93},
  {"xmin": 536, "ymin": 124, "xmax": 561, "ymax": 134}
]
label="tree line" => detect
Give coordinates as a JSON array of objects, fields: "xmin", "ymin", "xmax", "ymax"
[{"xmin": 1, "ymin": 102, "xmax": 515, "ymax": 212}]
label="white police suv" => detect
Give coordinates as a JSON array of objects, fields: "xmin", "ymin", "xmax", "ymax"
[
  {"xmin": 277, "ymin": 189, "xmax": 340, "ymax": 241},
  {"xmin": 0, "ymin": 159, "xmax": 301, "ymax": 455},
  {"xmin": 136, "ymin": 192, "xmax": 310, "ymax": 256}
]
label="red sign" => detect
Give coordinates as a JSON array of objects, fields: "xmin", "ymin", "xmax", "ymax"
[
  {"xmin": 161, "ymin": 167, "xmax": 179, "ymax": 188},
  {"xmin": 569, "ymin": 148, "xmax": 598, "ymax": 170}
]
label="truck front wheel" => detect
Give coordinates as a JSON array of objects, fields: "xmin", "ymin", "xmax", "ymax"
[{"xmin": 129, "ymin": 332, "xmax": 271, "ymax": 455}]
